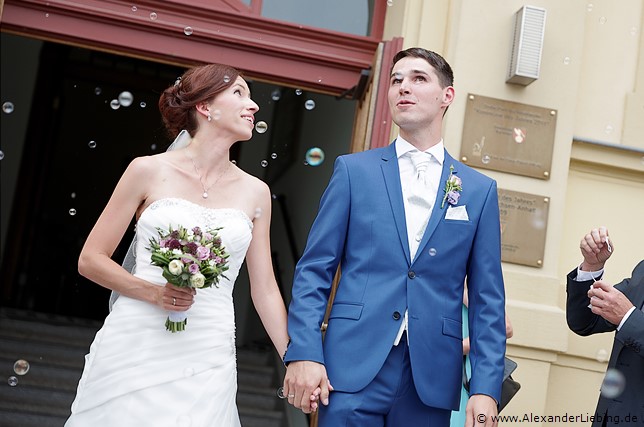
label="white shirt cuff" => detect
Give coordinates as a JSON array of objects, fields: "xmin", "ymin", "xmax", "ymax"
[
  {"xmin": 575, "ymin": 266, "xmax": 604, "ymax": 282},
  {"xmin": 617, "ymin": 307, "xmax": 636, "ymax": 331}
]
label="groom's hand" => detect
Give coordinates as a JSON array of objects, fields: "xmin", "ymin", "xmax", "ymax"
[
  {"xmin": 283, "ymin": 361, "xmax": 333, "ymax": 414},
  {"xmin": 466, "ymin": 394, "xmax": 498, "ymax": 427}
]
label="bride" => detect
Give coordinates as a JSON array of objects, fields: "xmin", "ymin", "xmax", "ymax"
[{"xmin": 66, "ymin": 64, "xmax": 290, "ymax": 426}]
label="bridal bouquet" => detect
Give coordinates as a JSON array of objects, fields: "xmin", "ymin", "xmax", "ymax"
[{"xmin": 149, "ymin": 225, "xmax": 229, "ymax": 332}]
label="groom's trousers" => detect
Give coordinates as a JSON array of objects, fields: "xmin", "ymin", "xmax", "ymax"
[{"xmin": 318, "ymin": 333, "xmax": 451, "ymax": 427}]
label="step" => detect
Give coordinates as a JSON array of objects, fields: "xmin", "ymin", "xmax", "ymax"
[
  {"xmin": 0, "ymin": 383, "xmax": 74, "ymax": 418},
  {"xmin": 0, "ymin": 357, "xmax": 82, "ymax": 392},
  {"xmin": 239, "ymin": 405, "xmax": 284, "ymax": 427},
  {"xmin": 237, "ymin": 361, "xmax": 276, "ymax": 388},
  {"xmin": 237, "ymin": 383, "xmax": 282, "ymax": 411},
  {"xmin": 0, "ymin": 409, "xmax": 68, "ymax": 427},
  {"xmin": 0, "ymin": 316, "xmax": 99, "ymax": 349},
  {"xmin": 0, "ymin": 336, "xmax": 88, "ymax": 370}
]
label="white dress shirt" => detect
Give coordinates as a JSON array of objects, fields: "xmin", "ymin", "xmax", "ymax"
[{"xmin": 394, "ymin": 136, "xmax": 444, "ymax": 345}]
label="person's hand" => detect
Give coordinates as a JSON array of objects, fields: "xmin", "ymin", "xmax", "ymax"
[
  {"xmin": 588, "ymin": 280, "xmax": 634, "ymax": 325},
  {"xmin": 283, "ymin": 361, "xmax": 333, "ymax": 414},
  {"xmin": 579, "ymin": 226, "xmax": 613, "ymax": 271},
  {"xmin": 465, "ymin": 394, "xmax": 498, "ymax": 427},
  {"xmin": 159, "ymin": 283, "xmax": 195, "ymax": 311}
]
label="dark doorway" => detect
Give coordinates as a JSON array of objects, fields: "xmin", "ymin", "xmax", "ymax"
[{"xmin": 0, "ymin": 34, "xmax": 357, "ymax": 339}]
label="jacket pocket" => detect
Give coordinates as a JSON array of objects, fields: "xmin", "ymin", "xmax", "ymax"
[
  {"xmin": 329, "ymin": 302, "xmax": 364, "ymax": 320},
  {"xmin": 442, "ymin": 317, "xmax": 462, "ymax": 339}
]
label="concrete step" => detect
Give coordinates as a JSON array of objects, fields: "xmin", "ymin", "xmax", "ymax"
[
  {"xmin": 239, "ymin": 405, "xmax": 285, "ymax": 427},
  {"xmin": 0, "ymin": 409, "xmax": 67, "ymax": 427},
  {"xmin": 0, "ymin": 382, "xmax": 74, "ymax": 418}
]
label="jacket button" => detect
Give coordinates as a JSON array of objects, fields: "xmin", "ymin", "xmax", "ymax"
[
  {"xmin": 392, "ymin": 311, "xmax": 401, "ymax": 320},
  {"xmin": 408, "ymin": 271, "xmax": 416, "ymax": 279}
]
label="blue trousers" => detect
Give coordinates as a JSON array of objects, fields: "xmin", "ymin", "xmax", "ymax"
[{"xmin": 319, "ymin": 334, "xmax": 450, "ymax": 427}]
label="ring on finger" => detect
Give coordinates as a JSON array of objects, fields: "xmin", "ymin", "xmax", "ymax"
[{"xmin": 173, "ymin": 297, "xmax": 176, "ymax": 306}]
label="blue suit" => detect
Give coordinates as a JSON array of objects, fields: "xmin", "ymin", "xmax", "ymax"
[{"xmin": 285, "ymin": 142, "xmax": 506, "ymax": 414}]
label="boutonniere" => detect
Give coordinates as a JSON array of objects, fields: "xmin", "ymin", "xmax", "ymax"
[{"xmin": 441, "ymin": 165, "xmax": 463, "ymax": 208}]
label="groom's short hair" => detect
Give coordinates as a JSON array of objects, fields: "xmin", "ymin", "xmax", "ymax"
[{"xmin": 391, "ymin": 47, "xmax": 454, "ymax": 89}]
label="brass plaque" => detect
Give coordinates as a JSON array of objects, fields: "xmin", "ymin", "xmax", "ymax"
[
  {"xmin": 460, "ymin": 94, "xmax": 556, "ymax": 179},
  {"xmin": 498, "ymin": 189, "xmax": 549, "ymax": 268}
]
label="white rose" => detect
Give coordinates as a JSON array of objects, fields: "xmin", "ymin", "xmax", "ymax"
[
  {"xmin": 172, "ymin": 249, "xmax": 182, "ymax": 256},
  {"xmin": 159, "ymin": 247, "xmax": 169, "ymax": 253},
  {"xmin": 168, "ymin": 260, "xmax": 184, "ymax": 275},
  {"xmin": 189, "ymin": 273, "xmax": 206, "ymax": 288}
]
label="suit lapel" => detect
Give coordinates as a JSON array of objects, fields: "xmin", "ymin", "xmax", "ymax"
[
  {"xmin": 381, "ymin": 142, "xmax": 411, "ymax": 265},
  {"xmin": 412, "ymin": 150, "xmax": 454, "ymax": 266}
]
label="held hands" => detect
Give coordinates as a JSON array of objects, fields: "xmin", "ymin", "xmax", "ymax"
[
  {"xmin": 579, "ymin": 226, "xmax": 613, "ymax": 272},
  {"xmin": 465, "ymin": 394, "xmax": 498, "ymax": 427},
  {"xmin": 283, "ymin": 361, "xmax": 334, "ymax": 414},
  {"xmin": 158, "ymin": 283, "xmax": 195, "ymax": 311},
  {"xmin": 588, "ymin": 281, "xmax": 634, "ymax": 325}
]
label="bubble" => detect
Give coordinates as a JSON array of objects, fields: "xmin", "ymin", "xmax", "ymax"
[
  {"xmin": 596, "ymin": 348, "xmax": 609, "ymax": 362},
  {"xmin": 131, "ymin": 5, "xmax": 138, "ymax": 12},
  {"xmin": 88, "ymin": 140, "xmax": 97, "ymax": 148},
  {"xmin": 295, "ymin": 89, "xmax": 303, "ymax": 96},
  {"xmin": 0, "ymin": 151, "xmax": 4, "ymax": 160},
  {"xmin": 254, "ymin": 207, "xmax": 262, "ymax": 218},
  {"xmin": 586, "ymin": 3, "xmax": 593, "ymax": 12},
  {"xmin": 630, "ymin": 26, "xmax": 638, "ymax": 36},
  {"xmin": 599, "ymin": 16, "xmax": 606, "ymax": 24},
  {"xmin": 601, "ymin": 369, "xmax": 625, "ymax": 398},
  {"xmin": 110, "ymin": 99, "xmax": 121, "ymax": 110},
  {"xmin": 118, "ymin": 91, "xmax": 134, "ymax": 107},
  {"xmin": 428, "ymin": 248, "xmax": 437, "ymax": 256},
  {"xmin": 481, "ymin": 154, "xmax": 491, "ymax": 164},
  {"xmin": 150, "ymin": 12, "xmax": 158, "ymax": 20},
  {"xmin": 71, "ymin": 192, "xmax": 76, "ymax": 199},
  {"xmin": 271, "ymin": 89, "xmax": 281, "ymax": 101},
  {"xmin": 13, "ymin": 360, "xmax": 30, "ymax": 376},
  {"xmin": 150, "ymin": 144, "xmax": 157, "ymax": 151},
  {"xmin": 45, "ymin": 13, "xmax": 49, "ymax": 18},
  {"xmin": 387, "ymin": 0, "xmax": 393, "ymax": 5},
  {"xmin": 605, "ymin": 125, "xmax": 614, "ymax": 134},
  {"xmin": 2, "ymin": 102, "xmax": 15, "ymax": 114},
  {"xmin": 260, "ymin": 160, "xmax": 268, "ymax": 168},
  {"xmin": 212, "ymin": 110, "xmax": 221, "ymax": 121},
  {"xmin": 305, "ymin": 147, "xmax": 325, "ymax": 167},
  {"xmin": 184, "ymin": 26, "xmax": 193, "ymax": 36},
  {"xmin": 183, "ymin": 367, "xmax": 194, "ymax": 377},
  {"xmin": 69, "ymin": 208, "xmax": 77, "ymax": 216},
  {"xmin": 94, "ymin": 87, "xmax": 102, "ymax": 95},
  {"xmin": 8, "ymin": 376, "xmax": 18, "ymax": 387},
  {"xmin": 231, "ymin": 160, "xmax": 237, "ymax": 165},
  {"xmin": 255, "ymin": 121, "xmax": 268, "ymax": 134},
  {"xmin": 176, "ymin": 415, "xmax": 192, "ymax": 427},
  {"xmin": 563, "ymin": 57, "xmax": 571, "ymax": 65},
  {"xmin": 223, "ymin": 75, "xmax": 231, "ymax": 83},
  {"xmin": 270, "ymin": 153, "xmax": 277, "ymax": 159},
  {"xmin": 304, "ymin": 99, "xmax": 316, "ymax": 110},
  {"xmin": 140, "ymin": 101, "xmax": 146, "ymax": 108}
]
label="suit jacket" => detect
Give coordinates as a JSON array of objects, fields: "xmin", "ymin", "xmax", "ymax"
[
  {"xmin": 566, "ymin": 260, "xmax": 644, "ymax": 426},
  {"xmin": 284, "ymin": 142, "xmax": 506, "ymax": 410}
]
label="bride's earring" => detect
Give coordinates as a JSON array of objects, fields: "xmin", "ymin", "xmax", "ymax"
[{"xmin": 207, "ymin": 113, "xmax": 212, "ymax": 122}]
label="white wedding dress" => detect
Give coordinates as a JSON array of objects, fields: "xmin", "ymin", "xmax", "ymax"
[{"xmin": 66, "ymin": 198, "xmax": 253, "ymax": 427}]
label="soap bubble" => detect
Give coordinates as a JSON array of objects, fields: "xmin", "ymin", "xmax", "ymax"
[
  {"xmin": 118, "ymin": 91, "xmax": 134, "ymax": 107},
  {"xmin": 255, "ymin": 121, "xmax": 268, "ymax": 134},
  {"xmin": 13, "ymin": 360, "xmax": 30, "ymax": 376},
  {"xmin": 305, "ymin": 147, "xmax": 325, "ymax": 166}
]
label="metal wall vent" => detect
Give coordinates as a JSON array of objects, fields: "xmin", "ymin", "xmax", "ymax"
[{"xmin": 507, "ymin": 6, "xmax": 547, "ymax": 85}]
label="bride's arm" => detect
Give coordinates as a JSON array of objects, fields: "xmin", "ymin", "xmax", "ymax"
[
  {"xmin": 78, "ymin": 156, "xmax": 191, "ymax": 310},
  {"xmin": 245, "ymin": 182, "xmax": 289, "ymax": 357}
]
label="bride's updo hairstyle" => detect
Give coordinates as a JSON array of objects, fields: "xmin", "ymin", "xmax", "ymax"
[{"xmin": 158, "ymin": 63, "xmax": 240, "ymax": 138}]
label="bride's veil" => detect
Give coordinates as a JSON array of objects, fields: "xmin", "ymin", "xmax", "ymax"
[{"xmin": 109, "ymin": 130, "xmax": 192, "ymax": 311}]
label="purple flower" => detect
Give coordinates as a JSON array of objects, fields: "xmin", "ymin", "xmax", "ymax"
[
  {"xmin": 170, "ymin": 230, "xmax": 180, "ymax": 239},
  {"xmin": 188, "ymin": 263, "xmax": 200, "ymax": 274},
  {"xmin": 203, "ymin": 232, "xmax": 213, "ymax": 241},
  {"xmin": 449, "ymin": 175, "xmax": 462, "ymax": 186},
  {"xmin": 168, "ymin": 239, "xmax": 181, "ymax": 250},
  {"xmin": 196, "ymin": 246, "xmax": 210, "ymax": 261},
  {"xmin": 213, "ymin": 256, "xmax": 223, "ymax": 264},
  {"xmin": 447, "ymin": 190, "xmax": 460, "ymax": 205},
  {"xmin": 185, "ymin": 242, "xmax": 198, "ymax": 255},
  {"xmin": 159, "ymin": 239, "xmax": 168, "ymax": 248},
  {"xmin": 192, "ymin": 226, "xmax": 202, "ymax": 236}
]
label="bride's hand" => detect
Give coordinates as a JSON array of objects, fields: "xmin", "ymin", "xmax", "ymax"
[{"xmin": 159, "ymin": 283, "xmax": 196, "ymax": 311}]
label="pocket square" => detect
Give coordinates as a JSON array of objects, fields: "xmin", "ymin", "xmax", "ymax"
[{"xmin": 445, "ymin": 205, "xmax": 469, "ymax": 221}]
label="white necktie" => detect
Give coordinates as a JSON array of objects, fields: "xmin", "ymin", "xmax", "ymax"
[{"xmin": 406, "ymin": 151, "xmax": 433, "ymax": 260}]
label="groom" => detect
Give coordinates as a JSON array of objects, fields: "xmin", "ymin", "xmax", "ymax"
[{"xmin": 283, "ymin": 47, "xmax": 506, "ymax": 427}]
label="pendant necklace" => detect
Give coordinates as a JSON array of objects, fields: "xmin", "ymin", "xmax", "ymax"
[{"xmin": 186, "ymin": 150, "xmax": 231, "ymax": 199}]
